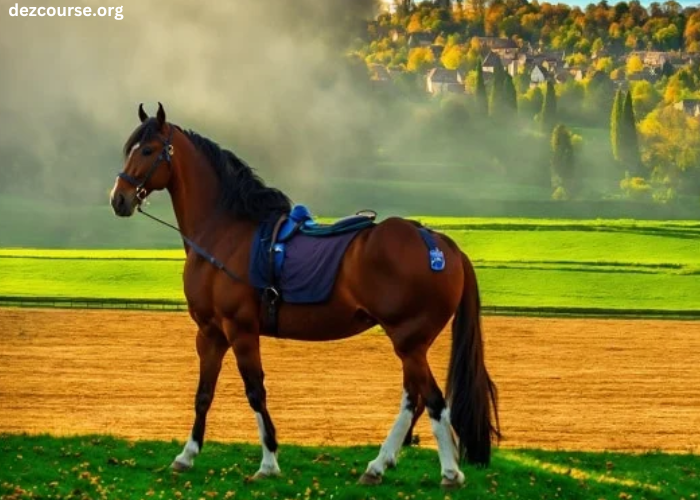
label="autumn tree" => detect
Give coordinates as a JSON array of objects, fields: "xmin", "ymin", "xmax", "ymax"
[
  {"xmin": 407, "ymin": 47, "xmax": 435, "ymax": 72},
  {"xmin": 626, "ymin": 54, "xmax": 644, "ymax": 75},
  {"xmin": 639, "ymin": 107, "xmax": 700, "ymax": 195}
]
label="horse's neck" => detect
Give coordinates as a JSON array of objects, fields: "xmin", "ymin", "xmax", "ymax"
[{"xmin": 167, "ymin": 143, "xmax": 223, "ymax": 242}]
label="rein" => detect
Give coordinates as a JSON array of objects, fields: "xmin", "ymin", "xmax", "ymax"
[
  {"xmin": 136, "ymin": 206, "xmax": 245, "ymax": 284},
  {"xmin": 119, "ymin": 124, "xmax": 246, "ymax": 284}
]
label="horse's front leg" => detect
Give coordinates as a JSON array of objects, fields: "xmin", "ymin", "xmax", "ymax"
[
  {"xmin": 231, "ymin": 332, "xmax": 280, "ymax": 479},
  {"xmin": 172, "ymin": 327, "xmax": 229, "ymax": 471}
]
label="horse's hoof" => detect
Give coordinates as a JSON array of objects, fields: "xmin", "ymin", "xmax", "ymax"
[
  {"xmin": 170, "ymin": 460, "xmax": 191, "ymax": 472},
  {"xmin": 251, "ymin": 470, "xmax": 281, "ymax": 481},
  {"xmin": 358, "ymin": 472, "xmax": 383, "ymax": 485},
  {"xmin": 440, "ymin": 470, "xmax": 465, "ymax": 490}
]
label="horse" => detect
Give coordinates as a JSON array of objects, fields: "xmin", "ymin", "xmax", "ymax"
[{"xmin": 110, "ymin": 103, "xmax": 500, "ymax": 488}]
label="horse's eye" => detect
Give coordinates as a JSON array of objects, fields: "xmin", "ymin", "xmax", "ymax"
[{"xmin": 141, "ymin": 146, "xmax": 153, "ymax": 156}]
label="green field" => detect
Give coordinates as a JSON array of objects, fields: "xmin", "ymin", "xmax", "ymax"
[
  {"xmin": 0, "ymin": 434, "xmax": 697, "ymax": 500},
  {"xmin": 1, "ymin": 218, "xmax": 699, "ymax": 317}
]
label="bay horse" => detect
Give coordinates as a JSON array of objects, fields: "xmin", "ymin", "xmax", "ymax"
[{"xmin": 110, "ymin": 103, "xmax": 499, "ymax": 488}]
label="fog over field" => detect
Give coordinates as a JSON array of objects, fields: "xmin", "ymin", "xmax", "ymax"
[{"xmin": 0, "ymin": 0, "xmax": 379, "ymax": 205}]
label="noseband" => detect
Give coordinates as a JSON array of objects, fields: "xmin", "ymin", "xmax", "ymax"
[{"xmin": 118, "ymin": 125, "xmax": 175, "ymax": 201}]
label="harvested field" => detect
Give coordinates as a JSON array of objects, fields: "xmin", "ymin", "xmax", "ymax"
[{"xmin": 0, "ymin": 308, "xmax": 698, "ymax": 453}]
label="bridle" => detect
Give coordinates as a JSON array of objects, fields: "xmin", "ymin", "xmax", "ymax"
[
  {"xmin": 117, "ymin": 124, "xmax": 175, "ymax": 202},
  {"xmin": 115, "ymin": 123, "xmax": 245, "ymax": 284}
]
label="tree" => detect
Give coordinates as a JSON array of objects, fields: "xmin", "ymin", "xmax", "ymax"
[
  {"xmin": 474, "ymin": 59, "xmax": 488, "ymax": 116},
  {"xmin": 489, "ymin": 74, "xmax": 503, "ymax": 118},
  {"xmin": 503, "ymin": 73, "xmax": 518, "ymax": 118},
  {"xmin": 407, "ymin": 47, "xmax": 435, "ymax": 72},
  {"xmin": 630, "ymin": 80, "xmax": 661, "ymax": 117},
  {"xmin": 619, "ymin": 91, "xmax": 642, "ymax": 176},
  {"xmin": 595, "ymin": 57, "xmax": 614, "ymax": 73},
  {"xmin": 626, "ymin": 54, "xmax": 644, "ymax": 75},
  {"xmin": 639, "ymin": 107, "xmax": 700, "ymax": 195},
  {"xmin": 541, "ymin": 80, "xmax": 557, "ymax": 133},
  {"xmin": 489, "ymin": 60, "xmax": 506, "ymax": 118},
  {"xmin": 551, "ymin": 124, "xmax": 576, "ymax": 198},
  {"xmin": 610, "ymin": 89, "xmax": 624, "ymax": 161}
]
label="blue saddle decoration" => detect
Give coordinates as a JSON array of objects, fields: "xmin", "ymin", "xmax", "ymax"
[
  {"xmin": 418, "ymin": 227, "xmax": 445, "ymax": 272},
  {"xmin": 249, "ymin": 205, "xmax": 376, "ymax": 305}
]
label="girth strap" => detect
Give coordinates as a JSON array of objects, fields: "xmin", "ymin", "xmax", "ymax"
[{"xmin": 261, "ymin": 213, "xmax": 289, "ymax": 335}]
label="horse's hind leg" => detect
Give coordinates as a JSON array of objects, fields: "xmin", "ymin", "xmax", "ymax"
[
  {"xmin": 172, "ymin": 327, "xmax": 229, "ymax": 471},
  {"xmin": 231, "ymin": 333, "xmax": 281, "ymax": 479},
  {"xmin": 403, "ymin": 396, "xmax": 425, "ymax": 447},
  {"xmin": 359, "ymin": 385, "xmax": 418, "ymax": 485},
  {"xmin": 361, "ymin": 344, "xmax": 464, "ymax": 488}
]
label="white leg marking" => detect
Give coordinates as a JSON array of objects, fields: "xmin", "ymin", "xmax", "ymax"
[
  {"xmin": 255, "ymin": 412, "xmax": 281, "ymax": 476},
  {"xmin": 365, "ymin": 391, "xmax": 414, "ymax": 477},
  {"xmin": 173, "ymin": 436, "xmax": 200, "ymax": 469},
  {"xmin": 430, "ymin": 407, "xmax": 465, "ymax": 484}
]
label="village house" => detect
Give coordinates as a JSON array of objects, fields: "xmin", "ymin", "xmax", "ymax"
[
  {"xmin": 530, "ymin": 64, "xmax": 549, "ymax": 85},
  {"xmin": 430, "ymin": 44, "xmax": 444, "ymax": 60},
  {"xmin": 674, "ymin": 99, "xmax": 700, "ymax": 117},
  {"xmin": 473, "ymin": 37, "xmax": 519, "ymax": 58},
  {"xmin": 481, "ymin": 51, "xmax": 503, "ymax": 73},
  {"xmin": 426, "ymin": 68, "xmax": 464, "ymax": 95},
  {"xmin": 408, "ymin": 32, "xmax": 434, "ymax": 48},
  {"xmin": 627, "ymin": 68, "xmax": 660, "ymax": 84}
]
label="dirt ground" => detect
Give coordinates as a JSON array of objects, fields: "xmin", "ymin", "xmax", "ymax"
[{"xmin": 0, "ymin": 308, "xmax": 698, "ymax": 453}]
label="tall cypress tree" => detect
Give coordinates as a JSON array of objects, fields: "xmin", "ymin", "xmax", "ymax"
[
  {"xmin": 610, "ymin": 89, "xmax": 624, "ymax": 162},
  {"xmin": 619, "ymin": 91, "xmax": 641, "ymax": 176},
  {"xmin": 475, "ymin": 59, "xmax": 488, "ymax": 116},
  {"xmin": 551, "ymin": 123, "xmax": 575, "ymax": 197},
  {"xmin": 541, "ymin": 80, "xmax": 557, "ymax": 133},
  {"xmin": 489, "ymin": 61, "xmax": 506, "ymax": 118},
  {"xmin": 503, "ymin": 73, "xmax": 517, "ymax": 118}
]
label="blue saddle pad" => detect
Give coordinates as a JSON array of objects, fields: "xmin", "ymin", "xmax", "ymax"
[{"xmin": 249, "ymin": 216, "xmax": 364, "ymax": 304}]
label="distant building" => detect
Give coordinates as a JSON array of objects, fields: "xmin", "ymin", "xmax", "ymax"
[
  {"xmin": 426, "ymin": 68, "xmax": 464, "ymax": 95},
  {"xmin": 482, "ymin": 51, "xmax": 503, "ymax": 73},
  {"xmin": 674, "ymin": 99, "xmax": 700, "ymax": 117}
]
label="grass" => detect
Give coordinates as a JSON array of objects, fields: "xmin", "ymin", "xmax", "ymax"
[
  {"xmin": 0, "ymin": 434, "xmax": 697, "ymax": 500},
  {"xmin": 1, "ymin": 218, "xmax": 700, "ymax": 316}
]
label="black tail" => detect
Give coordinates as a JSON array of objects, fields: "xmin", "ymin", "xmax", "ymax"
[{"xmin": 446, "ymin": 252, "xmax": 501, "ymax": 466}]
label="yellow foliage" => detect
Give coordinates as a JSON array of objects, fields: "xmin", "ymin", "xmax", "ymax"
[
  {"xmin": 626, "ymin": 55, "xmax": 644, "ymax": 75},
  {"xmin": 441, "ymin": 45, "xmax": 467, "ymax": 70},
  {"xmin": 407, "ymin": 47, "xmax": 435, "ymax": 73},
  {"xmin": 407, "ymin": 14, "xmax": 423, "ymax": 34},
  {"xmin": 595, "ymin": 57, "xmax": 613, "ymax": 73},
  {"xmin": 619, "ymin": 175, "xmax": 651, "ymax": 200}
]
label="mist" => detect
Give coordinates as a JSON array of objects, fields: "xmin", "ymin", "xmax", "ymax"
[{"xmin": 0, "ymin": 0, "xmax": 379, "ymax": 209}]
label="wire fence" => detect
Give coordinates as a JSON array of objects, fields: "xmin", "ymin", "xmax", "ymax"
[
  {"xmin": 0, "ymin": 296, "xmax": 697, "ymax": 320},
  {"xmin": 0, "ymin": 296, "xmax": 187, "ymax": 312}
]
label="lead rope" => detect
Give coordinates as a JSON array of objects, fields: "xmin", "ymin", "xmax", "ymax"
[{"xmin": 137, "ymin": 205, "xmax": 246, "ymax": 284}]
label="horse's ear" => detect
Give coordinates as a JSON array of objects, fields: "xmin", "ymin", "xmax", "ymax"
[
  {"xmin": 138, "ymin": 103, "xmax": 148, "ymax": 123},
  {"xmin": 156, "ymin": 102, "xmax": 166, "ymax": 129}
]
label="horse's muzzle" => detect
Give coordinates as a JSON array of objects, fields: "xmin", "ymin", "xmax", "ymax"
[{"xmin": 111, "ymin": 190, "xmax": 137, "ymax": 217}]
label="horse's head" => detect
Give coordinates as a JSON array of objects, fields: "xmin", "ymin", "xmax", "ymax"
[{"xmin": 111, "ymin": 103, "xmax": 176, "ymax": 217}]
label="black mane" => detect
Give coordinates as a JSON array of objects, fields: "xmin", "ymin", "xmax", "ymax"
[{"xmin": 123, "ymin": 119, "xmax": 292, "ymax": 221}]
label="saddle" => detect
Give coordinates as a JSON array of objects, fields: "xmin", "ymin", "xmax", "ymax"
[{"xmin": 260, "ymin": 205, "xmax": 377, "ymax": 333}]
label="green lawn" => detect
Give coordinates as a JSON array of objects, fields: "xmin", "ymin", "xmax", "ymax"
[
  {"xmin": 0, "ymin": 434, "xmax": 697, "ymax": 500},
  {"xmin": 1, "ymin": 218, "xmax": 699, "ymax": 316}
]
